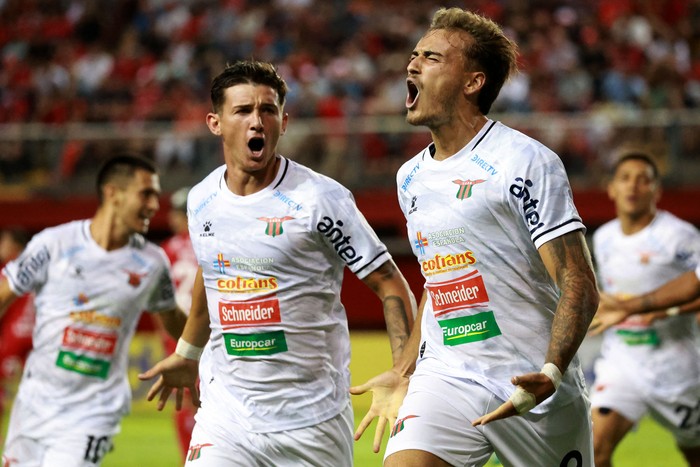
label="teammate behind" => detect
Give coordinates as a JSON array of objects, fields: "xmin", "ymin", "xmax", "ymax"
[
  {"xmin": 0, "ymin": 154, "xmax": 187, "ymax": 467},
  {"xmin": 588, "ymin": 151, "xmax": 700, "ymax": 466}
]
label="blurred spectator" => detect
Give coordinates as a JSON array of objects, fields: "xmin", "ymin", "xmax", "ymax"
[{"xmin": 0, "ymin": 0, "xmax": 699, "ymax": 188}]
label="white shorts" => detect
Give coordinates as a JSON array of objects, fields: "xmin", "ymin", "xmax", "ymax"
[
  {"xmin": 385, "ymin": 373, "xmax": 593, "ymax": 467},
  {"xmin": 3, "ymin": 398, "xmax": 114, "ymax": 467},
  {"xmin": 591, "ymin": 358, "xmax": 700, "ymax": 448},
  {"xmin": 185, "ymin": 401, "xmax": 354, "ymax": 466}
]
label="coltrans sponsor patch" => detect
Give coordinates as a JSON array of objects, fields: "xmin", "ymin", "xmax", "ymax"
[
  {"xmin": 439, "ymin": 311, "xmax": 501, "ymax": 345},
  {"xmin": 224, "ymin": 330, "xmax": 288, "ymax": 356}
]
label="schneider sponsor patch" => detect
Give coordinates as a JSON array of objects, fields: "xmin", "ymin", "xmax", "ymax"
[
  {"xmin": 56, "ymin": 350, "xmax": 111, "ymax": 379},
  {"xmin": 62, "ymin": 327, "xmax": 117, "ymax": 355},
  {"xmin": 439, "ymin": 311, "xmax": 501, "ymax": 345},
  {"xmin": 224, "ymin": 330, "xmax": 288, "ymax": 356},
  {"xmin": 218, "ymin": 295, "xmax": 281, "ymax": 329},
  {"xmin": 427, "ymin": 271, "xmax": 489, "ymax": 317}
]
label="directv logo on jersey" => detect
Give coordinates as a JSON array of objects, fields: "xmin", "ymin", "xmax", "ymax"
[
  {"xmin": 509, "ymin": 177, "xmax": 545, "ymax": 234},
  {"xmin": 316, "ymin": 216, "xmax": 364, "ymax": 265},
  {"xmin": 401, "ymin": 162, "xmax": 420, "ymax": 192}
]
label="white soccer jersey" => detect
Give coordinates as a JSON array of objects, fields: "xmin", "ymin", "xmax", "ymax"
[
  {"xmin": 397, "ymin": 120, "xmax": 587, "ymax": 413},
  {"xmin": 1, "ymin": 220, "xmax": 176, "ymax": 438},
  {"xmin": 593, "ymin": 211, "xmax": 700, "ymax": 397},
  {"xmin": 188, "ymin": 157, "xmax": 391, "ymax": 433}
]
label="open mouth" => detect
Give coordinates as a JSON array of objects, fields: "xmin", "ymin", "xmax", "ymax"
[
  {"xmin": 406, "ymin": 80, "xmax": 420, "ymax": 109},
  {"xmin": 248, "ymin": 137, "xmax": 264, "ymax": 152}
]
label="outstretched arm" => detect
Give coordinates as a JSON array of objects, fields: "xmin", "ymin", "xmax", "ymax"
[
  {"xmin": 589, "ymin": 270, "xmax": 700, "ymax": 334},
  {"xmin": 360, "ymin": 259, "xmax": 416, "ymax": 362},
  {"xmin": 620, "ymin": 269, "xmax": 700, "ymax": 314},
  {"xmin": 155, "ymin": 306, "xmax": 188, "ymax": 340},
  {"xmin": 473, "ymin": 230, "xmax": 599, "ymax": 425},
  {"xmin": 350, "ymin": 290, "xmax": 426, "ymax": 453},
  {"xmin": 139, "ymin": 266, "xmax": 210, "ymax": 410}
]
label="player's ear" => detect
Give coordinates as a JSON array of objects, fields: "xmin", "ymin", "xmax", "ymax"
[
  {"xmin": 281, "ymin": 112, "xmax": 289, "ymax": 135},
  {"xmin": 206, "ymin": 112, "xmax": 221, "ymax": 136},
  {"xmin": 463, "ymin": 71, "xmax": 485, "ymax": 96}
]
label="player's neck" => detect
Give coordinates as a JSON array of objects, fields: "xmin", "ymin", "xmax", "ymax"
[
  {"xmin": 90, "ymin": 210, "xmax": 131, "ymax": 251},
  {"xmin": 618, "ymin": 209, "xmax": 656, "ymax": 235},
  {"xmin": 430, "ymin": 114, "xmax": 487, "ymax": 161},
  {"xmin": 224, "ymin": 156, "xmax": 280, "ymax": 196}
]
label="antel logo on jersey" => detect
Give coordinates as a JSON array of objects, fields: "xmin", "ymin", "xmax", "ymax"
[
  {"xmin": 62, "ymin": 327, "xmax": 117, "ymax": 355},
  {"xmin": 427, "ymin": 271, "xmax": 489, "ymax": 317},
  {"xmin": 217, "ymin": 276, "xmax": 278, "ymax": 293},
  {"xmin": 317, "ymin": 216, "xmax": 364, "ymax": 265},
  {"xmin": 16, "ymin": 246, "xmax": 50, "ymax": 287},
  {"xmin": 509, "ymin": 177, "xmax": 545, "ymax": 234},
  {"xmin": 420, "ymin": 250, "xmax": 476, "ymax": 276},
  {"xmin": 439, "ymin": 311, "xmax": 502, "ymax": 346},
  {"xmin": 218, "ymin": 295, "xmax": 281, "ymax": 329}
]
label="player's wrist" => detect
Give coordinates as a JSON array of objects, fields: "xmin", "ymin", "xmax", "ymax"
[
  {"xmin": 175, "ymin": 338, "xmax": 204, "ymax": 361},
  {"xmin": 541, "ymin": 362, "xmax": 562, "ymax": 390}
]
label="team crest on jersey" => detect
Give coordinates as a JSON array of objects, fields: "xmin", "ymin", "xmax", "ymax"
[
  {"xmin": 390, "ymin": 415, "xmax": 419, "ymax": 437},
  {"xmin": 213, "ymin": 253, "xmax": 231, "ymax": 273},
  {"xmin": 258, "ymin": 216, "xmax": 294, "ymax": 237},
  {"xmin": 414, "ymin": 231, "xmax": 428, "ymax": 255},
  {"xmin": 453, "ymin": 179, "xmax": 486, "ymax": 200},
  {"xmin": 124, "ymin": 270, "xmax": 147, "ymax": 287},
  {"xmin": 187, "ymin": 443, "xmax": 213, "ymax": 461}
]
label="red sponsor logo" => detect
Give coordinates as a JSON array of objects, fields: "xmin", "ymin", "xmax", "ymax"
[
  {"xmin": 62, "ymin": 327, "xmax": 117, "ymax": 355},
  {"xmin": 218, "ymin": 295, "xmax": 281, "ymax": 329},
  {"xmin": 426, "ymin": 271, "xmax": 489, "ymax": 317}
]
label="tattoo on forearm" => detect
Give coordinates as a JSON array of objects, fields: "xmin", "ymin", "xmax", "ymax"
[
  {"xmin": 383, "ymin": 295, "xmax": 411, "ymax": 362},
  {"xmin": 545, "ymin": 234, "xmax": 599, "ymax": 370}
]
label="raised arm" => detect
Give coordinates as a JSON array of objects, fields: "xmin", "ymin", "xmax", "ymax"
[
  {"xmin": 473, "ymin": 230, "xmax": 599, "ymax": 425},
  {"xmin": 360, "ymin": 259, "xmax": 416, "ymax": 362}
]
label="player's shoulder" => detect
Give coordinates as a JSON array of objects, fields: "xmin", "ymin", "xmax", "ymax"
[
  {"xmin": 282, "ymin": 157, "xmax": 352, "ymax": 199},
  {"xmin": 188, "ymin": 165, "xmax": 226, "ymax": 217},
  {"xmin": 32, "ymin": 219, "xmax": 88, "ymax": 246},
  {"xmin": 653, "ymin": 210, "xmax": 700, "ymax": 239},
  {"xmin": 131, "ymin": 234, "xmax": 169, "ymax": 263},
  {"xmin": 397, "ymin": 148, "xmax": 426, "ymax": 190},
  {"xmin": 484, "ymin": 121, "xmax": 560, "ymax": 167}
]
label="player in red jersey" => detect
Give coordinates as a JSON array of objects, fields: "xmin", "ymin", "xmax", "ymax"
[
  {"xmin": 159, "ymin": 187, "xmax": 198, "ymax": 461},
  {"xmin": 0, "ymin": 228, "xmax": 34, "ymax": 443}
]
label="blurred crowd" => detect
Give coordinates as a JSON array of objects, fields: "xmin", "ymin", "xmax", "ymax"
[{"xmin": 1, "ymin": 0, "xmax": 700, "ymax": 188}]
